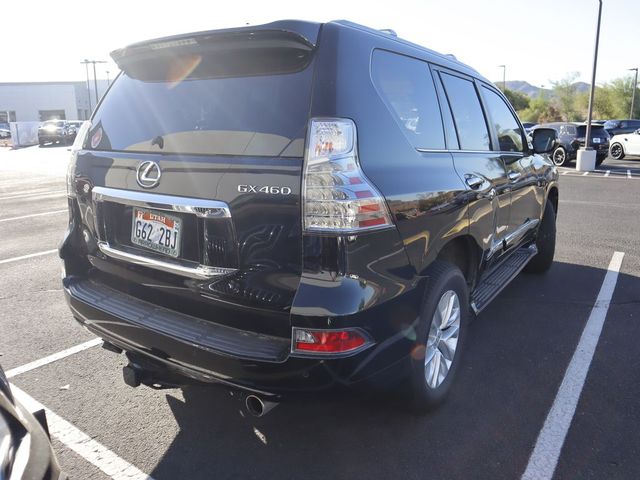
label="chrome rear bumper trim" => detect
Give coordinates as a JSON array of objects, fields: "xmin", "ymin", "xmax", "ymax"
[{"xmin": 97, "ymin": 242, "xmax": 236, "ymax": 280}]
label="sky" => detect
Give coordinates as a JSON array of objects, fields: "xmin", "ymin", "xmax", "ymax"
[{"xmin": 3, "ymin": 0, "xmax": 639, "ymax": 88}]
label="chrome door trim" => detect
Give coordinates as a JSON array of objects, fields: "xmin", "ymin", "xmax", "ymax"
[
  {"xmin": 92, "ymin": 186, "xmax": 231, "ymax": 218},
  {"xmin": 504, "ymin": 218, "xmax": 540, "ymax": 247},
  {"xmin": 97, "ymin": 242, "xmax": 237, "ymax": 280}
]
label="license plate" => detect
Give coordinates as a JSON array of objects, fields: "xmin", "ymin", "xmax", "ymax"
[
  {"xmin": 593, "ymin": 137, "xmax": 601, "ymax": 144},
  {"xmin": 131, "ymin": 208, "xmax": 181, "ymax": 258}
]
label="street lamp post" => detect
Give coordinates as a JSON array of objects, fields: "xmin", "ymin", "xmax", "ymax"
[
  {"xmin": 577, "ymin": 0, "xmax": 603, "ymax": 172},
  {"xmin": 80, "ymin": 60, "xmax": 92, "ymax": 113},
  {"xmin": 498, "ymin": 65, "xmax": 506, "ymax": 91},
  {"xmin": 629, "ymin": 67, "xmax": 638, "ymax": 119}
]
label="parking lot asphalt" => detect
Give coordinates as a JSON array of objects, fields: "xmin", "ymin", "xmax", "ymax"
[{"xmin": 1, "ymin": 145, "xmax": 639, "ymax": 480}]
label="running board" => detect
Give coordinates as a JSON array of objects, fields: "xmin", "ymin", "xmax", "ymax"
[{"xmin": 471, "ymin": 245, "xmax": 538, "ymax": 315}]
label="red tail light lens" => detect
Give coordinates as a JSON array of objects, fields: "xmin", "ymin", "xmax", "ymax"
[
  {"xmin": 302, "ymin": 118, "xmax": 394, "ymax": 233},
  {"xmin": 292, "ymin": 328, "xmax": 373, "ymax": 356}
]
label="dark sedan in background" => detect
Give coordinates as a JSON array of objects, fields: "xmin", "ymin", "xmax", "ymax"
[{"xmin": 604, "ymin": 119, "xmax": 640, "ymax": 137}]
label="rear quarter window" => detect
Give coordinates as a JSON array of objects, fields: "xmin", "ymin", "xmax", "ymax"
[{"xmin": 371, "ymin": 50, "xmax": 445, "ymax": 150}]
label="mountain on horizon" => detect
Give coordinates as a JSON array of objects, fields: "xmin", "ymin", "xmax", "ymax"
[{"xmin": 493, "ymin": 80, "xmax": 590, "ymax": 98}]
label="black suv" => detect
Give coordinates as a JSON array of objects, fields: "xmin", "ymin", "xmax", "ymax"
[
  {"xmin": 604, "ymin": 119, "xmax": 640, "ymax": 137},
  {"xmin": 535, "ymin": 122, "xmax": 609, "ymax": 166},
  {"xmin": 61, "ymin": 20, "xmax": 558, "ymax": 413},
  {"xmin": 38, "ymin": 120, "xmax": 74, "ymax": 146}
]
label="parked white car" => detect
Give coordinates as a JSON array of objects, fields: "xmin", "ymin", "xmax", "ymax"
[{"xmin": 609, "ymin": 129, "xmax": 640, "ymax": 159}]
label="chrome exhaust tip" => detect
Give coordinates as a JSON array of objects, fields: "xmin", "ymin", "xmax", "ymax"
[{"xmin": 245, "ymin": 395, "xmax": 278, "ymax": 417}]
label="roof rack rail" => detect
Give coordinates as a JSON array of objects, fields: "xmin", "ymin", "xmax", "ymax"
[{"xmin": 379, "ymin": 29, "xmax": 397, "ymax": 37}]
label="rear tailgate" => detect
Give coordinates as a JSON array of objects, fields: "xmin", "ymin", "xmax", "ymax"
[{"xmin": 70, "ymin": 26, "xmax": 318, "ymax": 339}]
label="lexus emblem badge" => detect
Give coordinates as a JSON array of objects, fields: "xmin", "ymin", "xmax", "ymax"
[{"xmin": 136, "ymin": 161, "xmax": 162, "ymax": 189}]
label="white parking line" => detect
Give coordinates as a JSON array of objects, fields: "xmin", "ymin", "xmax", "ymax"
[
  {"xmin": 604, "ymin": 170, "xmax": 610, "ymax": 177},
  {"xmin": 0, "ymin": 249, "xmax": 58, "ymax": 265},
  {"xmin": 6, "ymin": 338, "xmax": 102, "ymax": 378},
  {"xmin": 0, "ymin": 209, "xmax": 67, "ymax": 223},
  {"xmin": 521, "ymin": 251, "xmax": 625, "ymax": 480},
  {"xmin": 0, "ymin": 191, "xmax": 65, "ymax": 201},
  {"xmin": 10, "ymin": 384, "xmax": 154, "ymax": 480},
  {"xmin": 628, "ymin": 169, "xmax": 632, "ymax": 179},
  {"xmin": 582, "ymin": 171, "xmax": 589, "ymax": 176},
  {"xmin": 562, "ymin": 171, "xmax": 569, "ymax": 175}
]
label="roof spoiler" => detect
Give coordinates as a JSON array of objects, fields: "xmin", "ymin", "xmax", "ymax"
[{"xmin": 111, "ymin": 21, "xmax": 319, "ymax": 69}]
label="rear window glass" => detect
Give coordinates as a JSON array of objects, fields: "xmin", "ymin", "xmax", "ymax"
[
  {"xmin": 87, "ymin": 50, "xmax": 314, "ymax": 157},
  {"xmin": 577, "ymin": 125, "xmax": 605, "ymax": 136},
  {"xmin": 371, "ymin": 50, "xmax": 445, "ymax": 150}
]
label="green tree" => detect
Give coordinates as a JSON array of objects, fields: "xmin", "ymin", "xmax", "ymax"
[
  {"xmin": 551, "ymin": 72, "xmax": 581, "ymax": 121},
  {"xmin": 518, "ymin": 95, "xmax": 562, "ymax": 123},
  {"xmin": 503, "ymin": 88, "xmax": 530, "ymax": 111}
]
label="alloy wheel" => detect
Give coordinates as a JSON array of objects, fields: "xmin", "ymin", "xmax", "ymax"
[
  {"xmin": 425, "ymin": 290, "xmax": 461, "ymax": 389},
  {"xmin": 552, "ymin": 148, "xmax": 566, "ymax": 166}
]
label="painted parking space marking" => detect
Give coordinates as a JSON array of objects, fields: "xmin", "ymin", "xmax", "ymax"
[
  {"xmin": 0, "ymin": 190, "xmax": 66, "ymax": 201},
  {"xmin": 604, "ymin": 170, "xmax": 610, "ymax": 177},
  {"xmin": 628, "ymin": 169, "xmax": 632, "ymax": 179},
  {"xmin": 521, "ymin": 251, "xmax": 625, "ymax": 480},
  {"xmin": 582, "ymin": 171, "xmax": 589, "ymax": 176},
  {"xmin": 10, "ymin": 384, "xmax": 154, "ymax": 480},
  {"xmin": 0, "ymin": 249, "xmax": 58, "ymax": 265},
  {"xmin": 0, "ymin": 209, "xmax": 67, "ymax": 223},
  {"xmin": 6, "ymin": 338, "xmax": 102, "ymax": 378}
]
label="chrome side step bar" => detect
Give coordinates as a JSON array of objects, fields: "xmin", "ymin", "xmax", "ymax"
[{"xmin": 97, "ymin": 242, "xmax": 236, "ymax": 280}]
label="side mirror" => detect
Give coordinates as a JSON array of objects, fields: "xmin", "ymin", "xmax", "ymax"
[{"xmin": 531, "ymin": 128, "xmax": 557, "ymax": 154}]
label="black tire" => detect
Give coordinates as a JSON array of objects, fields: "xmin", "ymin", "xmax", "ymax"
[
  {"xmin": 595, "ymin": 155, "xmax": 606, "ymax": 167},
  {"xmin": 524, "ymin": 200, "xmax": 556, "ymax": 273},
  {"xmin": 38, "ymin": 141, "xmax": 45, "ymax": 147},
  {"xmin": 407, "ymin": 261, "xmax": 469, "ymax": 414},
  {"xmin": 610, "ymin": 142, "xmax": 625, "ymax": 160},
  {"xmin": 552, "ymin": 146, "xmax": 569, "ymax": 166}
]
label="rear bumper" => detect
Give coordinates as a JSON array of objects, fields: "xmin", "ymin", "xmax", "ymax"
[{"xmin": 63, "ymin": 276, "xmax": 414, "ymax": 397}]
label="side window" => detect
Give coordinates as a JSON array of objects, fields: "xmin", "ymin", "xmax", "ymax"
[
  {"xmin": 440, "ymin": 72, "xmax": 490, "ymax": 151},
  {"xmin": 371, "ymin": 50, "xmax": 445, "ymax": 149},
  {"xmin": 565, "ymin": 125, "xmax": 577, "ymax": 136},
  {"xmin": 481, "ymin": 86, "xmax": 524, "ymax": 152},
  {"xmin": 433, "ymin": 72, "xmax": 459, "ymax": 149}
]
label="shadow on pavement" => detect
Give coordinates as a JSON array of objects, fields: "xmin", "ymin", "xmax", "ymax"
[{"xmin": 149, "ymin": 261, "xmax": 639, "ymax": 480}]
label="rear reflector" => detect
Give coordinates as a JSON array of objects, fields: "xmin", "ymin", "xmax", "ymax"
[{"xmin": 292, "ymin": 328, "xmax": 373, "ymax": 356}]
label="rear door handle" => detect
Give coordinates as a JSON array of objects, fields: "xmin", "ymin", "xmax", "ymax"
[
  {"xmin": 465, "ymin": 175, "xmax": 484, "ymax": 190},
  {"xmin": 508, "ymin": 171, "xmax": 521, "ymax": 181}
]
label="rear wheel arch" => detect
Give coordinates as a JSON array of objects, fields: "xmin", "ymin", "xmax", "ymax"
[{"xmin": 433, "ymin": 235, "xmax": 482, "ymax": 290}]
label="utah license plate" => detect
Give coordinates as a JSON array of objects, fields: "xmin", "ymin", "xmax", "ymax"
[
  {"xmin": 593, "ymin": 137, "xmax": 601, "ymax": 144},
  {"xmin": 131, "ymin": 208, "xmax": 181, "ymax": 258}
]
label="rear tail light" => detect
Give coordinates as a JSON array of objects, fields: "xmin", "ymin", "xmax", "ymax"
[
  {"xmin": 303, "ymin": 118, "xmax": 393, "ymax": 233},
  {"xmin": 292, "ymin": 327, "xmax": 373, "ymax": 356}
]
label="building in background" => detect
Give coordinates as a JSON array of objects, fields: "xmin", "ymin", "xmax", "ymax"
[{"xmin": 0, "ymin": 80, "xmax": 110, "ymax": 124}]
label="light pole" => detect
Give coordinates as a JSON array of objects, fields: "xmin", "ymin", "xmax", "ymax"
[
  {"xmin": 80, "ymin": 60, "xmax": 92, "ymax": 113},
  {"xmin": 90, "ymin": 60, "xmax": 107, "ymax": 103},
  {"xmin": 577, "ymin": 0, "xmax": 603, "ymax": 172},
  {"xmin": 498, "ymin": 65, "xmax": 506, "ymax": 91},
  {"xmin": 629, "ymin": 67, "xmax": 638, "ymax": 119}
]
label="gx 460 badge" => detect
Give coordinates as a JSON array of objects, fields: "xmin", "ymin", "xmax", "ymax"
[{"xmin": 237, "ymin": 185, "xmax": 292, "ymax": 195}]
